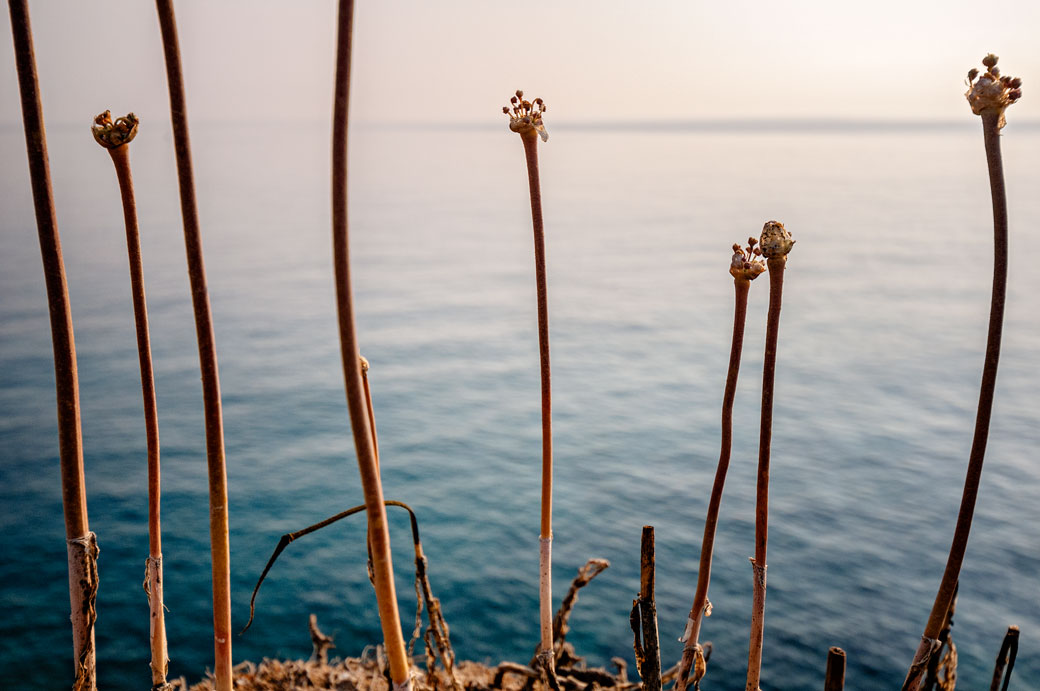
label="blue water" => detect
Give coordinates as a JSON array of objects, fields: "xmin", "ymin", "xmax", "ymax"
[{"xmin": 1, "ymin": 121, "xmax": 1038, "ymax": 689}]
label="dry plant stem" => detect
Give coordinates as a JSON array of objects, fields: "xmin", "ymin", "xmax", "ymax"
[
  {"xmin": 105, "ymin": 144, "xmax": 170, "ymax": 688},
  {"xmin": 677, "ymin": 278, "xmax": 751, "ymax": 691},
  {"xmin": 902, "ymin": 109, "xmax": 1010, "ymax": 691},
  {"xmin": 154, "ymin": 2, "xmax": 231, "ymax": 688},
  {"xmin": 923, "ymin": 585, "xmax": 957, "ymax": 690},
  {"xmin": 520, "ymin": 129, "xmax": 555, "ymax": 673},
  {"xmin": 242, "ymin": 496, "xmax": 461, "ymax": 689},
  {"xmin": 989, "ymin": 625, "xmax": 1018, "ymax": 691},
  {"xmin": 638, "ymin": 527, "xmax": 662, "ymax": 691},
  {"xmin": 331, "ymin": 1, "xmax": 410, "ymax": 688},
  {"xmin": 8, "ymin": 1, "xmax": 95, "ymax": 686},
  {"xmin": 530, "ymin": 558, "xmax": 610, "ymax": 667},
  {"xmin": 746, "ymin": 256, "xmax": 786, "ymax": 691},
  {"xmin": 824, "ymin": 647, "xmax": 846, "ymax": 691}
]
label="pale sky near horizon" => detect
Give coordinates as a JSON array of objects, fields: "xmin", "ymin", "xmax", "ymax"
[{"xmin": 2, "ymin": 0, "xmax": 1039, "ymax": 129}]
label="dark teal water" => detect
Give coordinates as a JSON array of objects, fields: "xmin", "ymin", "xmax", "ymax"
[{"xmin": 1, "ymin": 122, "xmax": 1038, "ymax": 689}]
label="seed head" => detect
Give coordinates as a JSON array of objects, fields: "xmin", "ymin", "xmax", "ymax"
[
  {"xmin": 503, "ymin": 90, "xmax": 548, "ymax": 142},
  {"xmin": 759, "ymin": 221, "xmax": 795, "ymax": 260},
  {"xmin": 965, "ymin": 54, "xmax": 1021, "ymax": 129},
  {"xmin": 730, "ymin": 238, "xmax": 767, "ymax": 281},
  {"xmin": 91, "ymin": 110, "xmax": 139, "ymax": 149}
]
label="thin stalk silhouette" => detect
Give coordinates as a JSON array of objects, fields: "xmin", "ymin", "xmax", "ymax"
[
  {"xmin": 331, "ymin": 1, "xmax": 411, "ymax": 688},
  {"xmin": 902, "ymin": 54, "xmax": 1021, "ymax": 691},
  {"xmin": 92, "ymin": 111, "xmax": 170, "ymax": 690},
  {"xmin": 9, "ymin": 2, "xmax": 97, "ymax": 688},
  {"xmin": 154, "ymin": 2, "xmax": 232, "ymax": 688},
  {"xmin": 746, "ymin": 221, "xmax": 795, "ymax": 691},
  {"xmin": 502, "ymin": 91, "xmax": 556, "ymax": 682},
  {"xmin": 676, "ymin": 239, "xmax": 764, "ymax": 691}
]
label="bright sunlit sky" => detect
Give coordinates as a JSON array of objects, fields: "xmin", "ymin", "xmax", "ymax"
[{"xmin": 2, "ymin": 0, "xmax": 1039, "ymax": 129}]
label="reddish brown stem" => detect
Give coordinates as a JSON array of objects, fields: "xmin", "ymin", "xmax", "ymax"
[
  {"xmin": 8, "ymin": 1, "xmax": 95, "ymax": 686},
  {"xmin": 638, "ymin": 526, "xmax": 662, "ymax": 691},
  {"xmin": 520, "ymin": 130, "xmax": 555, "ymax": 668},
  {"xmin": 824, "ymin": 647, "xmax": 846, "ymax": 691},
  {"xmin": 106, "ymin": 144, "xmax": 169, "ymax": 687},
  {"xmin": 746, "ymin": 256, "xmax": 786, "ymax": 691},
  {"xmin": 990, "ymin": 625, "xmax": 1019, "ymax": 691},
  {"xmin": 676, "ymin": 278, "xmax": 751, "ymax": 691},
  {"xmin": 331, "ymin": 1, "xmax": 410, "ymax": 687},
  {"xmin": 154, "ymin": 2, "xmax": 231, "ymax": 688},
  {"xmin": 903, "ymin": 109, "xmax": 1009, "ymax": 691}
]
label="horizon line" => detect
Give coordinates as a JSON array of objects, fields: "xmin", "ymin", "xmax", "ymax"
[{"xmin": 5, "ymin": 116, "xmax": 1039, "ymax": 134}]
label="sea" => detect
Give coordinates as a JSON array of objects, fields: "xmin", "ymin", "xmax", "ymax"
[{"xmin": 1, "ymin": 119, "xmax": 1038, "ymax": 689}]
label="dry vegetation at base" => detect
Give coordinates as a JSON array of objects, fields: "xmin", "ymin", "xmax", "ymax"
[{"xmin": 173, "ymin": 610, "xmax": 682, "ymax": 691}]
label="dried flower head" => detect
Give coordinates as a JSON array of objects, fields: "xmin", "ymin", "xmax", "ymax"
[
  {"xmin": 92, "ymin": 110, "xmax": 139, "ymax": 149},
  {"xmin": 730, "ymin": 237, "xmax": 766, "ymax": 281},
  {"xmin": 759, "ymin": 221, "xmax": 794, "ymax": 260},
  {"xmin": 503, "ymin": 90, "xmax": 548, "ymax": 142},
  {"xmin": 965, "ymin": 54, "xmax": 1022, "ymax": 129}
]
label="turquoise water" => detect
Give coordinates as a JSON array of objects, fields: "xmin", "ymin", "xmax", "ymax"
[{"xmin": 1, "ymin": 121, "xmax": 1038, "ymax": 689}]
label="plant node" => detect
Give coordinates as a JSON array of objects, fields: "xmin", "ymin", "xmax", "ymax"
[
  {"xmin": 758, "ymin": 221, "xmax": 794, "ymax": 260},
  {"xmin": 91, "ymin": 110, "xmax": 139, "ymax": 149},
  {"xmin": 730, "ymin": 238, "xmax": 766, "ymax": 281},
  {"xmin": 966, "ymin": 54, "xmax": 1022, "ymax": 129},
  {"xmin": 503, "ymin": 90, "xmax": 548, "ymax": 142}
]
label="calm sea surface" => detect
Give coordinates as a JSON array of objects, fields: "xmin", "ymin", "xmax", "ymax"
[{"xmin": 1, "ymin": 121, "xmax": 1038, "ymax": 689}]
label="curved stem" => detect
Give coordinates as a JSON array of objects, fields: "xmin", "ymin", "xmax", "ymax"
[
  {"xmin": 8, "ymin": 1, "xmax": 94, "ymax": 685},
  {"xmin": 676, "ymin": 278, "xmax": 750, "ymax": 691},
  {"xmin": 521, "ymin": 131, "xmax": 554, "ymax": 668},
  {"xmin": 903, "ymin": 110, "xmax": 1009, "ymax": 691},
  {"xmin": 154, "ymin": 2, "xmax": 231, "ymax": 688},
  {"xmin": 107, "ymin": 144, "xmax": 168, "ymax": 687},
  {"xmin": 746, "ymin": 257, "xmax": 785, "ymax": 691},
  {"xmin": 331, "ymin": 1, "xmax": 410, "ymax": 687}
]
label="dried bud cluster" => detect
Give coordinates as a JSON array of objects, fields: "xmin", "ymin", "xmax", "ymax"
[
  {"xmin": 730, "ymin": 237, "xmax": 766, "ymax": 281},
  {"xmin": 91, "ymin": 110, "xmax": 139, "ymax": 149},
  {"xmin": 965, "ymin": 54, "xmax": 1022, "ymax": 129},
  {"xmin": 503, "ymin": 90, "xmax": 548, "ymax": 142},
  {"xmin": 759, "ymin": 221, "xmax": 794, "ymax": 260}
]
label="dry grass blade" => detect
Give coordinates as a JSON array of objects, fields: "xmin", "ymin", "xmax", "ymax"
[{"xmin": 241, "ymin": 500, "xmax": 456, "ymax": 685}]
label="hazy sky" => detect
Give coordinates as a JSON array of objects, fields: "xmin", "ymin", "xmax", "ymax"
[{"xmin": 2, "ymin": 0, "xmax": 1039, "ymax": 128}]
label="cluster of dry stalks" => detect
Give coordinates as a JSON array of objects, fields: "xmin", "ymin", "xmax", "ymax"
[{"xmin": 7, "ymin": 0, "xmax": 1025, "ymax": 687}]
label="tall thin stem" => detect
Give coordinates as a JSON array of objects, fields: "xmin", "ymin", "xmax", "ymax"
[
  {"xmin": 8, "ymin": 2, "xmax": 96, "ymax": 687},
  {"xmin": 903, "ymin": 55, "xmax": 1017, "ymax": 689},
  {"xmin": 521, "ymin": 130, "xmax": 555, "ymax": 671},
  {"xmin": 746, "ymin": 221, "xmax": 793, "ymax": 691},
  {"xmin": 154, "ymin": 2, "xmax": 231, "ymax": 688},
  {"xmin": 677, "ymin": 243, "xmax": 761, "ymax": 691},
  {"xmin": 331, "ymin": 1, "xmax": 411, "ymax": 688},
  {"xmin": 99, "ymin": 126, "xmax": 169, "ymax": 688}
]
